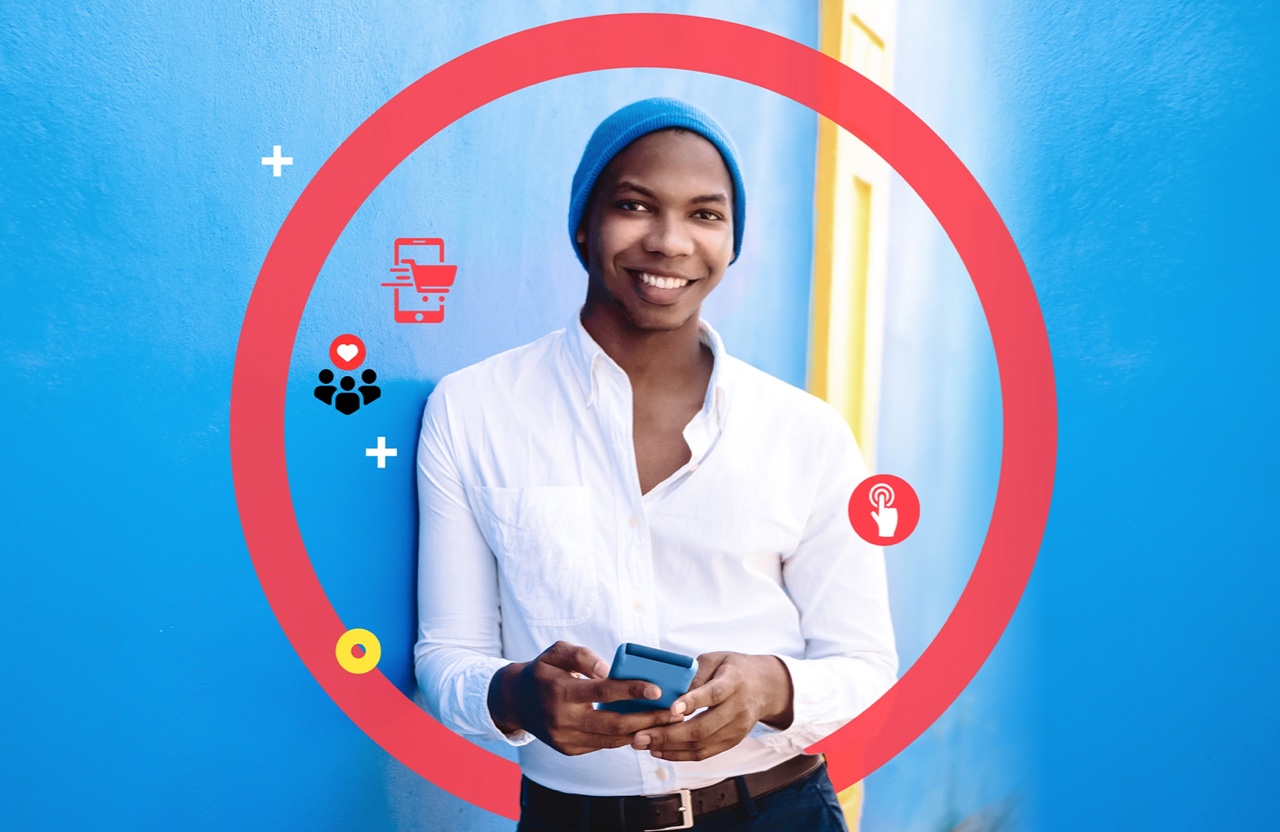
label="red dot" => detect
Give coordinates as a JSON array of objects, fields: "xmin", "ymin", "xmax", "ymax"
[{"xmin": 352, "ymin": 644, "xmax": 366, "ymax": 659}]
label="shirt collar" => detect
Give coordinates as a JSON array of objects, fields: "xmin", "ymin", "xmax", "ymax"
[{"xmin": 564, "ymin": 310, "xmax": 730, "ymax": 423}]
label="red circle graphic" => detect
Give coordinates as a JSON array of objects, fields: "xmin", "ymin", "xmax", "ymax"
[
  {"xmin": 230, "ymin": 13, "xmax": 1056, "ymax": 819},
  {"xmin": 849, "ymin": 474, "xmax": 921, "ymax": 546}
]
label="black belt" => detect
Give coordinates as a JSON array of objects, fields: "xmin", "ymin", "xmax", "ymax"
[{"xmin": 520, "ymin": 754, "xmax": 826, "ymax": 831}]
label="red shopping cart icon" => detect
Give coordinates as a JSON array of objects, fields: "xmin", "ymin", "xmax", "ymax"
[{"xmin": 382, "ymin": 237, "xmax": 457, "ymax": 324}]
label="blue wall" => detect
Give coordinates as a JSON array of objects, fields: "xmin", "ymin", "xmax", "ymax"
[
  {"xmin": 871, "ymin": 1, "xmax": 1280, "ymax": 830},
  {"xmin": 5, "ymin": 1, "xmax": 1277, "ymax": 830},
  {"xmin": 2, "ymin": 2, "xmax": 819, "ymax": 829},
  {"xmin": 982, "ymin": 2, "xmax": 1279, "ymax": 829}
]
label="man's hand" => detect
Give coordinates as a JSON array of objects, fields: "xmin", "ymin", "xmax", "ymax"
[
  {"xmin": 630, "ymin": 652, "xmax": 794, "ymax": 762},
  {"xmin": 488, "ymin": 641, "xmax": 682, "ymax": 756}
]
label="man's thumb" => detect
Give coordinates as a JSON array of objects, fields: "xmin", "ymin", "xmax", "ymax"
[{"xmin": 542, "ymin": 641, "xmax": 606, "ymax": 678}]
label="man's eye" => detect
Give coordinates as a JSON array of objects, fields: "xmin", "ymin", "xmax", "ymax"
[
  {"xmin": 617, "ymin": 200, "xmax": 649, "ymax": 212},
  {"xmin": 694, "ymin": 210, "xmax": 724, "ymax": 221}
]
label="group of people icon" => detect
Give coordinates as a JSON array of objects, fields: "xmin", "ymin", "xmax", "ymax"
[{"xmin": 315, "ymin": 368, "xmax": 381, "ymax": 415}]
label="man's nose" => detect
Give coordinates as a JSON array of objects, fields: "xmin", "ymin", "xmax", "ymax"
[{"xmin": 643, "ymin": 214, "xmax": 695, "ymax": 257}]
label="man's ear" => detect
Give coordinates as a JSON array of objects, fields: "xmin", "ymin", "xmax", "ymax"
[{"xmin": 575, "ymin": 221, "xmax": 590, "ymax": 264}]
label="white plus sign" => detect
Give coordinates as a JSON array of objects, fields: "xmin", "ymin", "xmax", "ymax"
[
  {"xmin": 261, "ymin": 144, "xmax": 293, "ymax": 176},
  {"xmin": 365, "ymin": 436, "xmax": 397, "ymax": 468}
]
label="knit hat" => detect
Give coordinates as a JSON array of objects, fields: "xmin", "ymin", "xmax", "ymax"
[{"xmin": 568, "ymin": 97, "xmax": 746, "ymax": 268}]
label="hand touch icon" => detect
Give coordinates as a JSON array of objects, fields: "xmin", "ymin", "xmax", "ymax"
[
  {"xmin": 870, "ymin": 483, "xmax": 898, "ymax": 538},
  {"xmin": 848, "ymin": 474, "xmax": 919, "ymax": 546}
]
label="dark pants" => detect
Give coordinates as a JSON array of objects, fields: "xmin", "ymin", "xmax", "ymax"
[{"xmin": 515, "ymin": 763, "xmax": 849, "ymax": 832}]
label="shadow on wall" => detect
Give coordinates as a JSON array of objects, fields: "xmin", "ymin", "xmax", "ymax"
[{"xmin": 857, "ymin": 0, "xmax": 1026, "ymax": 829}]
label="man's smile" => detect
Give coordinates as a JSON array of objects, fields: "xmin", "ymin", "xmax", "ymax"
[{"xmin": 624, "ymin": 268, "xmax": 700, "ymax": 304}]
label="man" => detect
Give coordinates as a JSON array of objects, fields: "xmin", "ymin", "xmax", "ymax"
[{"xmin": 415, "ymin": 98, "xmax": 897, "ymax": 831}]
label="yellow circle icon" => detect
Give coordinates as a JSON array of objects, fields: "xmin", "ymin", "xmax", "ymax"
[{"xmin": 335, "ymin": 628, "xmax": 381, "ymax": 674}]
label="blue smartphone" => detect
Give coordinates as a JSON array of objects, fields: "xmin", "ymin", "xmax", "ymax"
[{"xmin": 597, "ymin": 643, "xmax": 698, "ymax": 713}]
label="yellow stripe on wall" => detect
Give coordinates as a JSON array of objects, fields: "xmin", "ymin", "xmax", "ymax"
[{"xmin": 811, "ymin": 0, "xmax": 898, "ymax": 827}]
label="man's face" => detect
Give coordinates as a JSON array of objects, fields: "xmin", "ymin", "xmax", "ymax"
[{"xmin": 577, "ymin": 129, "xmax": 735, "ymax": 333}]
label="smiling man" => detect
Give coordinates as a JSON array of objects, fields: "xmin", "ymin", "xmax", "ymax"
[{"xmin": 415, "ymin": 98, "xmax": 897, "ymax": 831}]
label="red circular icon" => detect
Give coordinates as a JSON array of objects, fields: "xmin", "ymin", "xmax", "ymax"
[
  {"xmin": 849, "ymin": 475, "xmax": 920, "ymax": 545},
  {"xmin": 230, "ymin": 13, "xmax": 1057, "ymax": 819},
  {"xmin": 328, "ymin": 334, "xmax": 365, "ymax": 371}
]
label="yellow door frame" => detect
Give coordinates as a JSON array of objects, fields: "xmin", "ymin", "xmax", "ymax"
[
  {"xmin": 809, "ymin": 0, "xmax": 896, "ymax": 472},
  {"xmin": 810, "ymin": 0, "xmax": 898, "ymax": 827}
]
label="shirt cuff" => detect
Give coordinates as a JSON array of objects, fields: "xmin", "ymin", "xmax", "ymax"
[
  {"xmin": 451, "ymin": 657, "xmax": 537, "ymax": 747},
  {"xmin": 750, "ymin": 653, "xmax": 842, "ymax": 753}
]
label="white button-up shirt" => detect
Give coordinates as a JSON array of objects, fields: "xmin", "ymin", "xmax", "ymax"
[{"xmin": 414, "ymin": 314, "xmax": 897, "ymax": 796}]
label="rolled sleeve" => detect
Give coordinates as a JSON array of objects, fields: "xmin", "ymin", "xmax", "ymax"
[
  {"xmin": 414, "ymin": 377, "xmax": 534, "ymax": 747},
  {"xmin": 754, "ymin": 409, "xmax": 899, "ymax": 753}
]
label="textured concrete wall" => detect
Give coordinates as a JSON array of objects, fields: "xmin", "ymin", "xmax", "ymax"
[
  {"xmin": 871, "ymin": 1, "xmax": 1279, "ymax": 830},
  {"xmin": 6, "ymin": 1, "xmax": 1275, "ymax": 830},
  {"xmin": 1, "ymin": 2, "xmax": 819, "ymax": 829}
]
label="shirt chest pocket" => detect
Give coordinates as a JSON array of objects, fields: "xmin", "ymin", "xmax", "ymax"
[{"xmin": 471, "ymin": 486, "xmax": 598, "ymax": 627}]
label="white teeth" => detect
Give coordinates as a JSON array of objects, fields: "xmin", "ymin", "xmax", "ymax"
[{"xmin": 638, "ymin": 272, "xmax": 689, "ymax": 289}]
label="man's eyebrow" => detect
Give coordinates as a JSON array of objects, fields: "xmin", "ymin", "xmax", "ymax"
[{"xmin": 614, "ymin": 180, "xmax": 729, "ymax": 205}]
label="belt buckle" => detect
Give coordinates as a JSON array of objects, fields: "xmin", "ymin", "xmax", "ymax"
[{"xmin": 644, "ymin": 788, "xmax": 693, "ymax": 831}]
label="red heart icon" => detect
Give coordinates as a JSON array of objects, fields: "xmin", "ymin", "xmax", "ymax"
[{"xmin": 328, "ymin": 334, "xmax": 365, "ymax": 371}]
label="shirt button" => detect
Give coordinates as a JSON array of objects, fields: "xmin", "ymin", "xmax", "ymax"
[
  {"xmin": 634, "ymin": 601, "xmax": 645, "ymax": 612},
  {"xmin": 628, "ymin": 515, "xmax": 639, "ymax": 528},
  {"xmin": 656, "ymin": 768, "xmax": 669, "ymax": 780}
]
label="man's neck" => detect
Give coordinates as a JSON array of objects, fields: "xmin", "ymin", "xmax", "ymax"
[{"xmin": 580, "ymin": 302, "xmax": 710, "ymax": 392}]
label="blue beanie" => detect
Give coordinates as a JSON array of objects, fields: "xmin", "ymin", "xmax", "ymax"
[{"xmin": 568, "ymin": 97, "xmax": 746, "ymax": 268}]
